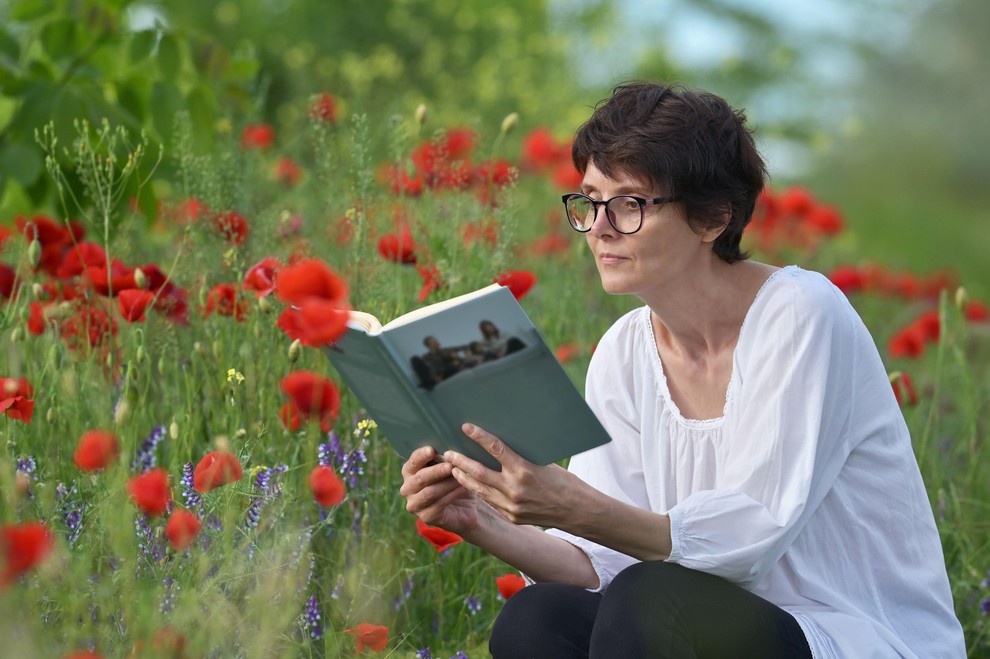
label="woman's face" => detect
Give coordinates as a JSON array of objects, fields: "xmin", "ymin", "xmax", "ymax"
[{"xmin": 581, "ymin": 160, "xmax": 718, "ymax": 300}]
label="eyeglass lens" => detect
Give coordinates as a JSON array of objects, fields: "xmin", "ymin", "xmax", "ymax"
[{"xmin": 566, "ymin": 196, "xmax": 642, "ymax": 233}]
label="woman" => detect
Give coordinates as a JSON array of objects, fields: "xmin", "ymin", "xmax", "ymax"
[{"xmin": 399, "ymin": 82, "xmax": 964, "ymax": 658}]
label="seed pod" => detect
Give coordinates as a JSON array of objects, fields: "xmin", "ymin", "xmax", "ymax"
[
  {"xmin": 954, "ymin": 286, "xmax": 968, "ymax": 310},
  {"xmin": 133, "ymin": 267, "xmax": 147, "ymax": 289},
  {"xmin": 414, "ymin": 103, "xmax": 428, "ymax": 127},
  {"xmin": 288, "ymin": 339, "xmax": 302, "ymax": 363},
  {"xmin": 169, "ymin": 420, "xmax": 179, "ymax": 440},
  {"xmin": 258, "ymin": 295, "xmax": 272, "ymax": 314}
]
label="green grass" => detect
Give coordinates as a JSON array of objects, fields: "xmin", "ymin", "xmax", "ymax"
[{"xmin": 1, "ymin": 111, "xmax": 988, "ymax": 658}]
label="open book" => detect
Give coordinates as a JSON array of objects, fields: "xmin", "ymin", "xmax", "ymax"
[{"xmin": 322, "ymin": 284, "xmax": 611, "ymax": 470}]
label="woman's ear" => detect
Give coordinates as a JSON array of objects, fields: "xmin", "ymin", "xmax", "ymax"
[{"xmin": 700, "ymin": 209, "xmax": 731, "ymax": 243}]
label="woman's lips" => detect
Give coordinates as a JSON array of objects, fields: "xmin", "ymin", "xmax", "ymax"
[{"xmin": 598, "ymin": 253, "xmax": 627, "ymax": 265}]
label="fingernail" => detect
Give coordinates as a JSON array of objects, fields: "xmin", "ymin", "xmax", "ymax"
[{"xmin": 443, "ymin": 451, "xmax": 454, "ymax": 462}]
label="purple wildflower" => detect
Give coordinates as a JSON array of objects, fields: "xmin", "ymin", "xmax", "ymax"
[
  {"xmin": 180, "ymin": 462, "xmax": 201, "ymax": 509},
  {"xmin": 15, "ymin": 455, "xmax": 37, "ymax": 479},
  {"xmin": 318, "ymin": 430, "xmax": 343, "ymax": 466},
  {"xmin": 135, "ymin": 514, "xmax": 167, "ymax": 563},
  {"xmin": 464, "ymin": 595, "xmax": 481, "ymax": 616},
  {"xmin": 160, "ymin": 575, "xmax": 180, "ymax": 615},
  {"xmin": 131, "ymin": 425, "xmax": 167, "ymax": 472},
  {"xmin": 56, "ymin": 482, "xmax": 85, "ymax": 546},
  {"xmin": 393, "ymin": 575, "xmax": 415, "ymax": 610},
  {"xmin": 303, "ymin": 594, "xmax": 323, "ymax": 639},
  {"xmin": 416, "ymin": 649, "xmax": 433, "ymax": 659},
  {"xmin": 981, "ymin": 599, "xmax": 990, "ymax": 616},
  {"xmin": 449, "ymin": 652, "xmax": 469, "ymax": 659},
  {"xmin": 339, "ymin": 448, "xmax": 367, "ymax": 488}
]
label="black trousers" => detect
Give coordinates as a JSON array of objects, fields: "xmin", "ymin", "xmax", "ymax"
[{"xmin": 489, "ymin": 562, "xmax": 813, "ymax": 658}]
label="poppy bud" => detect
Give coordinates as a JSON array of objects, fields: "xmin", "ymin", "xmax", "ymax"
[
  {"xmin": 136, "ymin": 346, "xmax": 146, "ymax": 364},
  {"xmin": 234, "ymin": 428, "xmax": 247, "ymax": 440},
  {"xmin": 32, "ymin": 283, "xmax": 43, "ymax": 298},
  {"xmin": 133, "ymin": 267, "xmax": 147, "ymax": 289},
  {"xmin": 158, "ymin": 356, "xmax": 167, "ymax": 374},
  {"xmin": 500, "ymin": 112, "xmax": 519, "ymax": 136},
  {"xmin": 193, "ymin": 342, "xmax": 204, "ymax": 355},
  {"xmin": 288, "ymin": 339, "xmax": 302, "ymax": 363},
  {"xmin": 414, "ymin": 103, "xmax": 428, "ymax": 127},
  {"xmin": 257, "ymin": 295, "xmax": 272, "ymax": 314},
  {"xmin": 27, "ymin": 239, "xmax": 42, "ymax": 267},
  {"xmin": 46, "ymin": 407, "xmax": 55, "ymax": 423},
  {"xmin": 114, "ymin": 399, "xmax": 130, "ymax": 424},
  {"xmin": 169, "ymin": 420, "xmax": 179, "ymax": 439},
  {"xmin": 955, "ymin": 286, "xmax": 968, "ymax": 310},
  {"xmin": 212, "ymin": 341, "xmax": 221, "ymax": 359},
  {"xmin": 10, "ymin": 327, "xmax": 21, "ymax": 342}
]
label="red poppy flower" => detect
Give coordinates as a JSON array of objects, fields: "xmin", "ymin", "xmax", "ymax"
[
  {"xmin": 73, "ymin": 430, "xmax": 120, "ymax": 472},
  {"xmin": 496, "ymin": 573, "xmax": 527, "ymax": 600},
  {"xmin": 416, "ymin": 264, "xmax": 443, "ymax": 303},
  {"xmin": 16, "ymin": 214, "xmax": 85, "ymax": 276},
  {"xmin": 62, "ymin": 304, "xmax": 118, "ymax": 350},
  {"xmin": 241, "ymin": 123, "xmax": 274, "ymax": 150},
  {"xmin": 965, "ymin": 300, "xmax": 989, "ymax": 322},
  {"xmin": 777, "ymin": 186, "xmax": 816, "ymax": 216},
  {"xmin": 914, "ymin": 310, "xmax": 941, "ymax": 342},
  {"xmin": 274, "ymin": 259, "xmax": 351, "ymax": 347},
  {"xmin": 85, "ymin": 260, "xmax": 138, "ymax": 296},
  {"xmin": 462, "ymin": 221, "xmax": 498, "ymax": 249},
  {"xmin": 551, "ymin": 161, "xmax": 584, "ymax": 191},
  {"xmin": 344, "ymin": 623, "xmax": 389, "ymax": 653},
  {"xmin": 522, "ymin": 127, "xmax": 565, "ymax": 171},
  {"xmin": 127, "ymin": 469, "xmax": 172, "ymax": 516},
  {"xmin": 280, "ymin": 371, "xmax": 340, "ymax": 430},
  {"xmin": 441, "ymin": 127, "xmax": 476, "ymax": 161},
  {"xmin": 308, "ymin": 92, "xmax": 339, "ymax": 123},
  {"xmin": 168, "ymin": 197, "xmax": 210, "ymax": 224},
  {"xmin": 204, "ymin": 283, "xmax": 248, "ymax": 321},
  {"xmin": 309, "ymin": 465, "xmax": 346, "ymax": 507},
  {"xmin": 0, "ymin": 377, "xmax": 34, "ymax": 424},
  {"xmin": 274, "ymin": 157, "xmax": 302, "ymax": 187},
  {"xmin": 165, "ymin": 509, "xmax": 201, "ymax": 550},
  {"xmin": 415, "ymin": 519, "xmax": 463, "ymax": 552},
  {"xmin": 555, "ymin": 342, "xmax": 581, "ymax": 365},
  {"xmin": 888, "ymin": 324, "xmax": 926, "ymax": 359},
  {"xmin": 211, "ymin": 210, "xmax": 250, "ymax": 245},
  {"xmin": 495, "ymin": 270, "xmax": 537, "ymax": 300},
  {"xmin": 377, "ymin": 227, "xmax": 419, "ymax": 265},
  {"xmin": 827, "ymin": 266, "xmax": 865, "ymax": 295},
  {"xmin": 0, "ymin": 521, "xmax": 55, "ymax": 588},
  {"xmin": 474, "ymin": 160, "xmax": 515, "ymax": 188},
  {"xmin": 279, "ymin": 401, "xmax": 303, "ymax": 431},
  {"xmin": 0, "ymin": 262, "xmax": 16, "ymax": 299},
  {"xmin": 275, "ymin": 259, "xmax": 349, "ymax": 307},
  {"xmin": 56, "ymin": 242, "xmax": 107, "ymax": 280},
  {"xmin": 129, "ymin": 627, "xmax": 187, "ymax": 658},
  {"xmin": 891, "ymin": 372, "xmax": 918, "ymax": 407},
  {"xmin": 805, "ymin": 205, "xmax": 844, "ymax": 236},
  {"xmin": 529, "ymin": 232, "xmax": 570, "ymax": 257},
  {"xmin": 118, "ymin": 289, "xmax": 155, "ymax": 323},
  {"xmin": 243, "ymin": 257, "xmax": 281, "ymax": 298},
  {"xmin": 193, "ymin": 450, "xmax": 243, "ymax": 493}
]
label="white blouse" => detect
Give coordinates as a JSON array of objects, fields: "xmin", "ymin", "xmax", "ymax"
[{"xmin": 547, "ymin": 266, "xmax": 965, "ymax": 658}]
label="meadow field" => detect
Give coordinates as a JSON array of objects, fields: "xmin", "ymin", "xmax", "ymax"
[{"xmin": 1, "ymin": 99, "xmax": 988, "ymax": 658}]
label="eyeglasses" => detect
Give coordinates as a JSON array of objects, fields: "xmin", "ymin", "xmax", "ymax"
[{"xmin": 561, "ymin": 193, "xmax": 679, "ymax": 234}]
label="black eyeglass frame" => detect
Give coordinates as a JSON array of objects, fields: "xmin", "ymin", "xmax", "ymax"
[{"xmin": 561, "ymin": 193, "xmax": 680, "ymax": 234}]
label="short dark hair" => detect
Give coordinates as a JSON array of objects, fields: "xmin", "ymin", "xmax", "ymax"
[{"xmin": 571, "ymin": 81, "xmax": 766, "ymax": 263}]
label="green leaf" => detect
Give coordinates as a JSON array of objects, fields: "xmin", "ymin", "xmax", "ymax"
[
  {"xmin": 39, "ymin": 17, "xmax": 77, "ymax": 62},
  {"xmin": 10, "ymin": 0, "xmax": 54, "ymax": 22},
  {"xmin": 185, "ymin": 84, "xmax": 215, "ymax": 147},
  {"xmin": 0, "ymin": 140, "xmax": 43, "ymax": 187},
  {"xmin": 128, "ymin": 30, "xmax": 157, "ymax": 64},
  {"xmin": 0, "ymin": 26, "xmax": 21, "ymax": 62},
  {"xmin": 157, "ymin": 33, "xmax": 181, "ymax": 80}
]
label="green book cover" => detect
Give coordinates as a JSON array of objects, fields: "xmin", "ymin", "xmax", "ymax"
[{"xmin": 322, "ymin": 284, "xmax": 611, "ymax": 470}]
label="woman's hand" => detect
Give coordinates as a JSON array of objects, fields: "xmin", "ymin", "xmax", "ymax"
[
  {"xmin": 444, "ymin": 423, "xmax": 583, "ymax": 529},
  {"xmin": 399, "ymin": 446, "xmax": 482, "ymax": 534}
]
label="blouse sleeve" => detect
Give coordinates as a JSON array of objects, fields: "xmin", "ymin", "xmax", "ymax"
[
  {"xmin": 542, "ymin": 311, "xmax": 652, "ymax": 591},
  {"xmin": 667, "ymin": 275, "xmax": 862, "ymax": 588}
]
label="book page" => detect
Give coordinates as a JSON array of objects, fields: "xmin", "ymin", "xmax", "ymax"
[{"xmin": 381, "ymin": 283, "xmax": 503, "ymax": 331}]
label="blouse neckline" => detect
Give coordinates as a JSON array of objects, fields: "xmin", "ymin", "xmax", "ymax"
[{"xmin": 645, "ymin": 265, "xmax": 795, "ymax": 428}]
